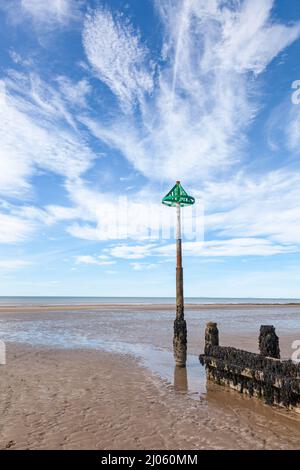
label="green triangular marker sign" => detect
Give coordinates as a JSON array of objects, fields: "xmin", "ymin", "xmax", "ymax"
[{"xmin": 162, "ymin": 181, "xmax": 195, "ymax": 207}]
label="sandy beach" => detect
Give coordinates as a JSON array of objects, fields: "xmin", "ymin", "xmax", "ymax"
[{"xmin": 0, "ymin": 303, "xmax": 300, "ymax": 449}]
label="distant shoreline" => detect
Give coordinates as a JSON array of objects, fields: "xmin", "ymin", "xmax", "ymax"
[{"xmin": 1, "ymin": 302, "xmax": 300, "ymax": 313}]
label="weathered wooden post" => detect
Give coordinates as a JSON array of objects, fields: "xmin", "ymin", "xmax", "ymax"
[
  {"xmin": 162, "ymin": 181, "xmax": 195, "ymax": 366},
  {"xmin": 259, "ymin": 325, "xmax": 280, "ymax": 359}
]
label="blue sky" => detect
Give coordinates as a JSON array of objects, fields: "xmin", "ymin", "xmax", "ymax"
[{"xmin": 1, "ymin": 0, "xmax": 300, "ymax": 298}]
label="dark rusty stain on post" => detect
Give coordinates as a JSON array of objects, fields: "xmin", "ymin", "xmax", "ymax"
[
  {"xmin": 174, "ymin": 236, "xmax": 187, "ymax": 366},
  {"xmin": 174, "ymin": 199, "xmax": 187, "ymax": 367},
  {"xmin": 176, "ymin": 238, "xmax": 183, "ymax": 320}
]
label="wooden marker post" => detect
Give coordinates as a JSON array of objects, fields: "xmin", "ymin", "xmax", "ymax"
[{"xmin": 162, "ymin": 181, "xmax": 195, "ymax": 366}]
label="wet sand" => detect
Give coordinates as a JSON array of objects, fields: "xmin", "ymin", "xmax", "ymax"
[
  {"xmin": 0, "ymin": 303, "xmax": 300, "ymax": 449},
  {"xmin": 1, "ymin": 343, "xmax": 300, "ymax": 450}
]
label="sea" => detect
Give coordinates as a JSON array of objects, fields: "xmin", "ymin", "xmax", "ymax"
[{"xmin": 1, "ymin": 296, "xmax": 300, "ymax": 305}]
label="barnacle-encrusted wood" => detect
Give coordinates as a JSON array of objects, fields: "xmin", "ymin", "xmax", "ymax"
[
  {"xmin": 259, "ymin": 325, "xmax": 280, "ymax": 359},
  {"xmin": 200, "ymin": 323, "xmax": 300, "ymax": 412}
]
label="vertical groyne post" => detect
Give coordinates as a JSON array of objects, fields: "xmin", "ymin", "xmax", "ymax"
[
  {"xmin": 258, "ymin": 325, "xmax": 280, "ymax": 359},
  {"xmin": 202, "ymin": 322, "xmax": 219, "ymax": 383},
  {"xmin": 205, "ymin": 322, "xmax": 219, "ymax": 354},
  {"xmin": 162, "ymin": 181, "xmax": 195, "ymax": 367}
]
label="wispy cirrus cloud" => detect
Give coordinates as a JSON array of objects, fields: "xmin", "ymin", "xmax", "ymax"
[
  {"xmin": 55, "ymin": 76, "xmax": 91, "ymax": 108},
  {"xmin": 0, "ymin": 72, "xmax": 96, "ymax": 198},
  {"xmin": 1, "ymin": 0, "xmax": 82, "ymax": 28},
  {"xmin": 0, "ymin": 212, "xmax": 35, "ymax": 243},
  {"xmin": 201, "ymin": 169, "xmax": 300, "ymax": 245},
  {"xmin": 107, "ymin": 243, "xmax": 157, "ymax": 260},
  {"xmin": 64, "ymin": 0, "xmax": 300, "ymax": 257},
  {"xmin": 0, "ymin": 68, "xmax": 97, "ymax": 244},
  {"xmin": 0, "ymin": 259, "xmax": 32, "ymax": 269},
  {"xmin": 83, "ymin": 8, "xmax": 154, "ymax": 110},
  {"xmin": 158, "ymin": 238, "xmax": 296, "ymax": 258},
  {"xmin": 75, "ymin": 255, "xmax": 116, "ymax": 267},
  {"xmin": 266, "ymin": 95, "xmax": 300, "ymax": 156},
  {"xmin": 130, "ymin": 262, "xmax": 157, "ymax": 271},
  {"xmin": 105, "ymin": 237, "xmax": 295, "ymax": 260},
  {"xmin": 41, "ymin": 164, "xmax": 300, "ymax": 256},
  {"xmin": 1, "ymin": 0, "xmax": 300, "ymax": 265},
  {"xmin": 283, "ymin": 105, "xmax": 300, "ymax": 155}
]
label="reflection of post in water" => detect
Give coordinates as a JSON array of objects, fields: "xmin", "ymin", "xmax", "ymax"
[{"xmin": 174, "ymin": 365, "xmax": 188, "ymax": 392}]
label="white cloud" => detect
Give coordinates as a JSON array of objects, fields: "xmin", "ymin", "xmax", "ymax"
[
  {"xmin": 130, "ymin": 262, "xmax": 157, "ymax": 271},
  {"xmin": 266, "ymin": 98, "xmax": 300, "ymax": 156},
  {"xmin": 105, "ymin": 237, "xmax": 295, "ymax": 260},
  {"xmin": 0, "ymin": 0, "xmax": 82, "ymax": 30},
  {"xmin": 157, "ymin": 238, "xmax": 296, "ymax": 258},
  {"xmin": 107, "ymin": 244, "xmax": 156, "ymax": 260},
  {"xmin": 59, "ymin": 178, "xmax": 203, "ymax": 243},
  {"xmin": 83, "ymin": 8, "xmax": 153, "ymax": 110},
  {"xmin": 201, "ymin": 169, "xmax": 300, "ymax": 245},
  {"xmin": 20, "ymin": 0, "xmax": 81, "ymax": 26},
  {"xmin": 204, "ymin": 0, "xmax": 300, "ymax": 74},
  {"xmin": 0, "ymin": 199, "xmax": 56, "ymax": 244},
  {"xmin": 285, "ymin": 107, "xmax": 300, "ymax": 153},
  {"xmin": 1, "ymin": 0, "xmax": 300, "ymax": 266},
  {"xmin": 75, "ymin": 255, "xmax": 115, "ymax": 266},
  {"xmin": 9, "ymin": 50, "xmax": 33, "ymax": 67},
  {"xmin": 0, "ymin": 70, "xmax": 99, "ymax": 245},
  {"xmin": 82, "ymin": 0, "xmax": 300, "ymax": 181},
  {"xmin": 98, "ymin": 255, "xmax": 110, "ymax": 261},
  {"xmin": 55, "ymin": 76, "xmax": 91, "ymax": 107},
  {"xmin": 59, "ymin": 179, "xmax": 173, "ymax": 241},
  {"xmin": 0, "ymin": 259, "xmax": 32, "ymax": 269},
  {"xmin": 44, "ymin": 164, "xmax": 300, "ymax": 257},
  {"xmin": 0, "ymin": 73, "xmax": 96, "ymax": 197},
  {"xmin": 0, "ymin": 212, "xmax": 36, "ymax": 243}
]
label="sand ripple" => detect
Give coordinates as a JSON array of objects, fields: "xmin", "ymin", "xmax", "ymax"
[{"xmin": 0, "ymin": 344, "xmax": 300, "ymax": 450}]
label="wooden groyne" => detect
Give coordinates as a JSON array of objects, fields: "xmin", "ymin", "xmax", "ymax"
[{"xmin": 199, "ymin": 322, "xmax": 300, "ymax": 412}]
